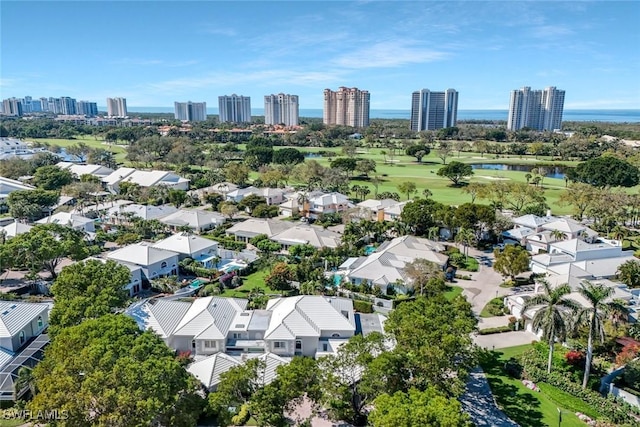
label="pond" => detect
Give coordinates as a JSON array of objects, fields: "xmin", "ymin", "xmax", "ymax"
[{"xmin": 470, "ymin": 163, "xmax": 566, "ymax": 179}]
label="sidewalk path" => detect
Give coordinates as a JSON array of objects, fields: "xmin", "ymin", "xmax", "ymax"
[{"xmin": 460, "ymin": 368, "xmax": 520, "ymax": 427}]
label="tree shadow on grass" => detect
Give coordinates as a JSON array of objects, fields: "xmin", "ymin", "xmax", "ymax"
[
  {"xmin": 479, "ymin": 350, "xmax": 545, "ymax": 427},
  {"xmin": 487, "ymin": 377, "xmax": 545, "ymax": 427}
]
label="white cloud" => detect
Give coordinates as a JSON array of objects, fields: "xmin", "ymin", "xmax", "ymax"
[
  {"xmin": 144, "ymin": 69, "xmax": 347, "ymax": 94},
  {"xmin": 332, "ymin": 40, "xmax": 450, "ymax": 69}
]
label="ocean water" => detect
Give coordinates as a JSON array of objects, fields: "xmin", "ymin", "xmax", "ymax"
[{"xmin": 119, "ymin": 107, "xmax": 640, "ymax": 123}]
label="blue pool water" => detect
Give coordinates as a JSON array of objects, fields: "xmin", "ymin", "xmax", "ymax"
[
  {"xmin": 189, "ymin": 279, "xmax": 205, "ymax": 289},
  {"xmin": 364, "ymin": 245, "xmax": 376, "ymax": 255},
  {"xmin": 333, "ymin": 275, "xmax": 342, "ymax": 286}
]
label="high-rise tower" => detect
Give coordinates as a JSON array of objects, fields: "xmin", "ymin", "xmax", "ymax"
[
  {"xmin": 264, "ymin": 94, "xmax": 299, "ymax": 126},
  {"xmin": 410, "ymin": 88, "xmax": 458, "ymax": 131}
]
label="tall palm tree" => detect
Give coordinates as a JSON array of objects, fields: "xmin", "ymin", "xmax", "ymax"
[
  {"xmin": 455, "ymin": 227, "xmax": 476, "ymax": 261},
  {"xmin": 522, "ymin": 280, "xmax": 580, "ymax": 373},
  {"xmin": 575, "ymin": 281, "xmax": 627, "ymax": 388}
]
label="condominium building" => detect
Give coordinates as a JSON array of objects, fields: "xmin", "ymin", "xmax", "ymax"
[
  {"xmin": 174, "ymin": 101, "xmax": 207, "ymax": 122},
  {"xmin": 39, "ymin": 97, "xmax": 49, "ymax": 112},
  {"xmin": 107, "ymin": 97, "xmax": 128, "ymax": 118},
  {"xmin": 507, "ymin": 86, "xmax": 565, "ymax": 131},
  {"xmin": 264, "ymin": 94, "xmax": 299, "ymax": 126},
  {"xmin": 76, "ymin": 101, "xmax": 98, "ymax": 117},
  {"xmin": 60, "ymin": 97, "xmax": 77, "ymax": 115},
  {"xmin": 218, "ymin": 95, "xmax": 251, "ymax": 123},
  {"xmin": 323, "ymin": 87, "xmax": 370, "ymax": 128},
  {"xmin": 1, "ymin": 98, "xmax": 23, "ymax": 116},
  {"xmin": 410, "ymin": 89, "xmax": 458, "ymax": 131}
]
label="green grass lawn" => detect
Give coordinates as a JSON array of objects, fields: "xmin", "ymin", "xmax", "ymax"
[
  {"xmin": 220, "ymin": 269, "xmax": 282, "ymax": 298},
  {"xmin": 278, "ymin": 145, "xmax": 577, "ymax": 214},
  {"xmin": 25, "ymin": 135, "xmax": 129, "ymax": 164},
  {"xmin": 0, "ymin": 420, "xmax": 27, "ymax": 427},
  {"xmin": 444, "ymin": 285, "xmax": 463, "ymax": 301},
  {"xmin": 481, "ymin": 345, "xmax": 595, "ymax": 427}
]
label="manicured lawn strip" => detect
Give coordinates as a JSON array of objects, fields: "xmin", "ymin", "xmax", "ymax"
[
  {"xmin": 537, "ymin": 382, "xmax": 601, "ymax": 419},
  {"xmin": 0, "ymin": 420, "xmax": 27, "ymax": 427},
  {"xmin": 481, "ymin": 345, "xmax": 586, "ymax": 427},
  {"xmin": 458, "ymin": 256, "xmax": 479, "ymax": 272},
  {"xmin": 444, "ymin": 285, "xmax": 463, "ymax": 301},
  {"xmin": 25, "ymin": 136, "xmax": 129, "ymax": 164},
  {"xmin": 220, "ymin": 269, "xmax": 282, "ymax": 298}
]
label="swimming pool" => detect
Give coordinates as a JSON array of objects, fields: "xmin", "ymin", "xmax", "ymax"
[
  {"xmin": 189, "ymin": 279, "xmax": 205, "ymax": 289},
  {"xmin": 217, "ymin": 259, "xmax": 248, "ymax": 273},
  {"xmin": 364, "ymin": 245, "xmax": 376, "ymax": 255}
]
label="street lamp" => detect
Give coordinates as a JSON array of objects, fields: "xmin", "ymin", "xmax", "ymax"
[{"xmin": 557, "ymin": 407, "xmax": 569, "ymax": 427}]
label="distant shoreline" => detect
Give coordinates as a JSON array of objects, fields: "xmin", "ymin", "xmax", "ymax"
[{"xmin": 100, "ymin": 108, "xmax": 640, "ymax": 123}]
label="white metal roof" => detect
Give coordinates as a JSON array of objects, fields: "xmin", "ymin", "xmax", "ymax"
[
  {"xmin": 106, "ymin": 243, "xmax": 179, "ymax": 266},
  {"xmin": 0, "ymin": 302, "xmax": 48, "ymax": 338},
  {"xmin": 152, "ymin": 232, "xmax": 218, "ymax": 256}
]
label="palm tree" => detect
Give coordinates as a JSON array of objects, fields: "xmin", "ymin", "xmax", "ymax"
[
  {"xmin": 550, "ymin": 229, "xmax": 567, "ymax": 241},
  {"xmin": 13, "ymin": 366, "xmax": 35, "ymax": 400},
  {"xmin": 575, "ymin": 281, "xmax": 627, "ymax": 388},
  {"xmin": 427, "ymin": 226, "xmax": 440, "ymax": 241},
  {"xmin": 455, "ymin": 227, "xmax": 476, "ymax": 261},
  {"xmin": 610, "ymin": 225, "xmax": 627, "ymax": 243},
  {"xmin": 522, "ymin": 280, "xmax": 580, "ymax": 373}
]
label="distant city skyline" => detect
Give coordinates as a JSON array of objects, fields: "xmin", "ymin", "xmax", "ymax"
[{"xmin": 1, "ymin": 2, "xmax": 638, "ymax": 110}]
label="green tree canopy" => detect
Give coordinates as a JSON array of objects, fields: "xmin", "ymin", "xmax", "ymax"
[
  {"xmin": 7, "ymin": 189, "xmax": 59, "ymax": 222},
  {"xmin": 436, "ymin": 161, "xmax": 474, "ymax": 186},
  {"xmin": 33, "ymin": 165, "xmax": 73, "ymax": 190},
  {"xmin": 405, "ymin": 144, "xmax": 430, "ymax": 163},
  {"xmin": 400, "ymin": 198, "xmax": 445, "ymax": 236},
  {"xmin": 272, "ymin": 147, "xmax": 305, "ymax": 165},
  {"xmin": 1, "ymin": 224, "xmax": 88, "ymax": 279},
  {"xmin": 567, "ymin": 156, "xmax": 640, "ymax": 188},
  {"xmin": 617, "ymin": 259, "xmax": 640, "ymax": 288},
  {"xmin": 49, "ymin": 259, "xmax": 131, "ymax": 336},
  {"xmin": 369, "ymin": 387, "xmax": 472, "ymax": 427},
  {"xmin": 397, "ymin": 181, "xmax": 417, "ymax": 200},
  {"xmin": 493, "ymin": 245, "xmax": 530, "ymax": 280},
  {"xmin": 383, "ymin": 296, "xmax": 477, "ymax": 396},
  {"xmin": 30, "ymin": 314, "xmax": 202, "ymax": 427}
]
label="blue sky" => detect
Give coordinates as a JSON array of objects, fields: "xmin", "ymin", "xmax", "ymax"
[{"xmin": 2, "ymin": 1, "xmax": 639, "ymax": 109}]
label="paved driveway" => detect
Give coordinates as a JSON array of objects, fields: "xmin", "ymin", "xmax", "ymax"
[{"xmin": 460, "ymin": 368, "xmax": 520, "ymax": 427}]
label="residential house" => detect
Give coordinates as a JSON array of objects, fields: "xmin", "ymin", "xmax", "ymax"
[
  {"xmin": 102, "ymin": 167, "xmax": 190, "ymax": 193},
  {"xmin": 152, "ymin": 232, "xmax": 219, "ymax": 268},
  {"xmin": 0, "ymin": 302, "xmax": 50, "ymax": 401},
  {"xmin": 55, "ymin": 162, "xmax": 114, "ymax": 179},
  {"xmin": 186, "ymin": 352, "xmax": 290, "ymax": 392},
  {"xmin": 87, "ymin": 257, "xmax": 144, "ymax": 296},
  {"xmin": 158, "ymin": 209, "xmax": 225, "ymax": 233},
  {"xmin": 106, "ymin": 242, "xmax": 179, "ymax": 282},
  {"xmin": 504, "ymin": 215, "xmax": 599, "ymax": 254},
  {"xmin": 226, "ymin": 218, "xmax": 291, "ymax": 242},
  {"xmin": 307, "ymin": 192, "xmax": 351, "ymax": 219},
  {"xmin": 106, "ymin": 203, "xmax": 178, "ymax": 223},
  {"xmin": 356, "ymin": 199, "xmax": 401, "ymax": 221},
  {"xmin": 270, "ymin": 225, "xmax": 342, "ymax": 250},
  {"xmin": 226, "ymin": 186, "xmax": 286, "ymax": 206},
  {"xmin": 381, "ymin": 201, "xmax": 409, "ymax": 222},
  {"xmin": 530, "ymin": 238, "xmax": 628, "ymax": 275},
  {"xmin": 0, "ymin": 177, "xmax": 34, "ymax": 211},
  {"xmin": 187, "ymin": 182, "xmax": 238, "ymax": 200},
  {"xmin": 36, "ymin": 212, "xmax": 95, "ymax": 233},
  {"xmin": 339, "ymin": 235, "xmax": 448, "ymax": 293},
  {"xmin": 136, "ymin": 295, "xmax": 355, "ymax": 357},
  {"xmin": 0, "ymin": 221, "xmax": 32, "ymax": 239},
  {"xmin": 278, "ymin": 191, "xmax": 324, "ymax": 218}
]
